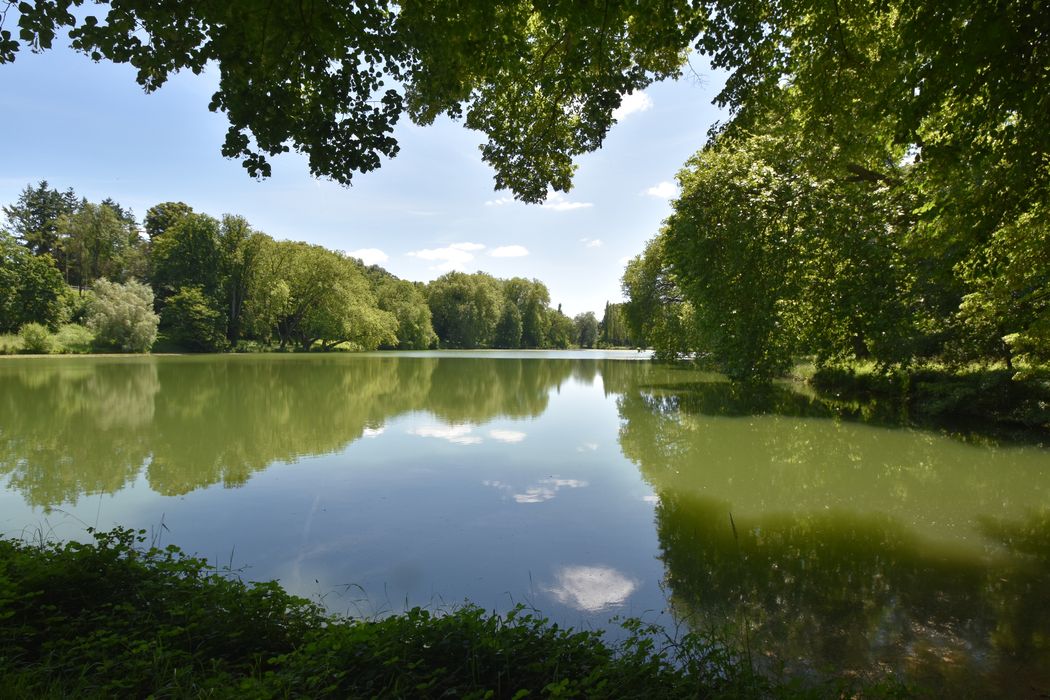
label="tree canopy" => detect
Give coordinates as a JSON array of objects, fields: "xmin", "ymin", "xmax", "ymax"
[
  {"xmin": 2, "ymin": 0, "xmax": 695, "ymax": 201},
  {"xmin": 606, "ymin": 0, "xmax": 1050, "ymax": 380},
  {"xmin": 0, "ymin": 229, "xmax": 67, "ymax": 333},
  {"xmin": 7, "ymin": 1, "xmax": 1043, "ymax": 206}
]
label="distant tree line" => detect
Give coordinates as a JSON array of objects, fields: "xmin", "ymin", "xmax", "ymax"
[{"xmin": 1, "ymin": 181, "xmax": 627, "ymax": 353}]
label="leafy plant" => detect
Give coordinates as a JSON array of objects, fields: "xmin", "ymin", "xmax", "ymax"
[{"xmin": 18, "ymin": 322, "xmax": 52, "ymax": 354}]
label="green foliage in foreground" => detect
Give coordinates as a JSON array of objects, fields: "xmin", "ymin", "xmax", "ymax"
[
  {"xmin": 51, "ymin": 322, "xmax": 94, "ymax": 353},
  {"xmin": 0, "ymin": 529, "xmax": 889, "ymax": 699}
]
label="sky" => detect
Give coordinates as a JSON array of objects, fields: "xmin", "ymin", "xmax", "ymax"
[{"xmin": 1, "ymin": 38, "xmax": 729, "ymax": 317}]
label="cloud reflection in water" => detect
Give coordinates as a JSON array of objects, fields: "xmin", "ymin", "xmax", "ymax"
[
  {"xmin": 545, "ymin": 565, "xmax": 638, "ymax": 612},
  {"xmin": 489, "ymin": 429, "xmax": 527, "ymax": 443},
  {"xmin": 408, "ymin": 424, "xmax": 482, "ymax": 445},
  {"xmin": 407, "ymin": 425, "xmax": 528, "ymax": 446},
  {"xmin": 484, "ymin": 477, "xmax": 588, "ymax": 503}
]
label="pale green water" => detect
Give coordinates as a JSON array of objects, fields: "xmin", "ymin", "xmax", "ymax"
[{"xmin": 1, "ymin": 353, "xmax": 1048, "ymax": 695}]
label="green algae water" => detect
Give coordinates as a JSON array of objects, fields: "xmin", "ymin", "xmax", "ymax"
[{"xmin": 1, "ymin": 352, "xmax": 1048, "ymax": 695}]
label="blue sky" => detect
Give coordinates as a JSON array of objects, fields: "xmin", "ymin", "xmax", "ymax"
[{"xmin": 1, "ymin": 42, "xmax": 728, "ymax": 316}]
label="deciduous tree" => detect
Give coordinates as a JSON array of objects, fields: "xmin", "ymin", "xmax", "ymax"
[
  {"xmin": 0, "ymin": 230, "xmax": 67, "ymax": 332},
  {"xmin": 426, "ymin": 272, "xmax": 503, "ymax": 349},
  {"xmin": 573, "ymin": 312, "xmax": 599, "ymax": 349}
]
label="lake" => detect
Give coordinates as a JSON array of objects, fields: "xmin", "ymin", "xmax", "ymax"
[{"xmin": 2, "ymin": 352, "xmax": 1049, "ymax": 695}]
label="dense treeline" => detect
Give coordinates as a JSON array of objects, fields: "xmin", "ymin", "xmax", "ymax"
[
  {"xmin": 1, "ymin": 182, "xmax": 624, "ymax": 353},
  {"xmin": 4, "ymin": 1, "xmax": 1046, "ymax": 373},
  {"xmin": 620, "ymin": 0, "xmax": 1049, "ymax": 382}
]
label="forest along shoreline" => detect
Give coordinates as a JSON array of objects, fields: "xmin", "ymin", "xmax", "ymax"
[
  {"xmin": 4, "ymin": 183, "xmax": 1047, "ymax": 436},
  {"xmin": 1, "ymin": 186, "xmax": 626, "ymax": 356}
]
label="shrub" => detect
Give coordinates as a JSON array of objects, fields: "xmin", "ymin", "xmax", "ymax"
[
  {"xmin": 18, "ymin": 322, "xmax": 52, "ymax": 354},
  {"xmin": 86, "ymin": 279, "xmax": 159, "ymax": 353}
]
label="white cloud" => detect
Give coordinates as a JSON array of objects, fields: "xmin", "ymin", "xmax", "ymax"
[
  {"xmin": 618, "ymin": 256, "xmax": 633, "ymax": 266},
  {"xmin": 345, "ymin": 248, "xmax": 389, "ymax": 266},
  {"xmin": 407, "ymin": 242, "xmax": 486, "ymax": 270},
  {"xmin": 612, "ymin": 91, "xmax": 653, "ymax": 121},
  {"xmin": 362, "ymin": 427, "xmax": 385, "ymax": 438},
  {"xmin": 488, "ymin": 429, "xmax": 526, "ymax": 443},
  {"xmin": 488, "ymin": 191, "xmax": 592, "ymax": 211},
  {"xmin": 645, "ymin": 181, "xmax": 678, "ymax": 199},
  {"xmin": 545, "ymin": 565, "xmax": 638, "ymax": 612},
  {"xmin": 408, "ymin": 424, "xmax": 482, "ymax": 445},
  {"xmin": 489, "ymin": 245, "xmax": 529, "ymax": 258},
  {"xmin": 576, "ymin": 442, "xmax": 599, "ymax": 452},
  {"xmin": 488, "ymin": 191, "xmax": 591, "ymax": 212},
  {"xmin": 580, "ymin": 238, "xmax": 603, "ymax": 249},
  {"xmin": 541, "ymin": 192, "xmax": 593, "ymax": 212}
]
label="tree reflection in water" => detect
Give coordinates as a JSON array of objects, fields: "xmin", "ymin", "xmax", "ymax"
[
  {"xmin": 0, "ymin": 356, "xmax": 574, "ymax": 505},
  {"xmin": 2, "ymin": 356, "xmax": 1049, "ymax": 694},
  {"xmin": 614, "ymin": 373, "xmax": 1050, "ymax": 696}
]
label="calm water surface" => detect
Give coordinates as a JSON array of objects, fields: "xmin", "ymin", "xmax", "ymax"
[{"xmin": 2, "ymin": 352, "xmax": 1049, "ymax": 695}]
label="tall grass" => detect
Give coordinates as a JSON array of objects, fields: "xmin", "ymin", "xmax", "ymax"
[
  {"xmin": 0, "ymin": 333, "xmax": 22, "ymax": 354},
  {"xmin": 0, "ymin": 324, "xmax": 95, "ymax": 355}
]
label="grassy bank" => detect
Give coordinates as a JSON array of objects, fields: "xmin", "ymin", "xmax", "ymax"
[
  {"xmin": 0, "ymin": 324, "xmax": 95, "ymax": 355},
  {"xmin": 0, "ymin": 529, "xmax": 902, "ymax": 699},
  {"xmin": 798, "ymin": 362, "xmax": 1050, "ymax": 441}
]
